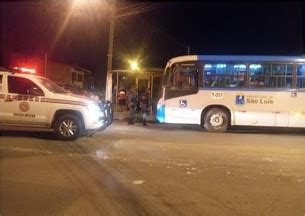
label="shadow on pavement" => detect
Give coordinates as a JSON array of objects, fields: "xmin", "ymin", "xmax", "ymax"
[
  {"xmin": 229, "ymin": 126, "xmax": 305, "ymax": 135},
  {"xmin": 119, "ymin": 120, "xmax": 305, "ymax": 136},
  {"xmin": 2, "ymin": 121, "xmax": 305, "ymax": 139},
  {"xmin": 0, "ymin": 131, "xmax": 58, "ymax": 140}
]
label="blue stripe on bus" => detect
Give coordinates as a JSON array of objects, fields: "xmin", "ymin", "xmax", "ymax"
[
  {"xmin": 199, "ymin": 87, "xmax": 305, "ymax": 92},
  {"xmin": 156, "ymin": 105, "xmax": 165, "ymax": 123}
]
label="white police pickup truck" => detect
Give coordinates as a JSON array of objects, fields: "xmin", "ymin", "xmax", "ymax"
[{"xmin": 0, "ymin": 68, "xmax": 112, "ymax": 141}]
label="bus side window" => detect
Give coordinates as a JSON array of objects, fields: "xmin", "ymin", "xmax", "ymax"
[
  {"xmin": 297, "ymin": 64, "xmax": 305, "ymax": 88},
  {"xmin": 249, "ymin": 64, "xmax": 292, "ymax": 88},
  {"xmin": 203, "ymin": 63, "xmax": 246, "ymax": 88}
]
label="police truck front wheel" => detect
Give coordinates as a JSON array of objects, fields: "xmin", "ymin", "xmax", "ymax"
[
  {"xmin": 204, "ymin": 108, "xmax": 229, "ymax": 133},
  {"xmin": 54, "ymin": 115, "xmax": 82, "ymax": 141}
]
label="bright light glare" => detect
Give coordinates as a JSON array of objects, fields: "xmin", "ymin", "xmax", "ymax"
[
  {"xmin": 295, "ymin": 112, "xmax": 301, "ymax": 118},
  {"xmin": 87, "ymin": 102, "xmax": 101, "ymax": 112},
  {"xmin": 87, "ymin": 102, "xmax": 103, "ymax": 123},
  {"xmin": 234, "ymin": 64, "xmax": 246, "ymax": 69},
  {"xmin": 216, "ymin": 64, "xmax": 226, "ymax": 68},
  {"xmin": 73, "ymin": 0, "xmax": 87, "ymax": 7},
  {"xmin": 13, "ymin": 67, "xmax": 36, "ymax": 74},
  {"xmin": 72, "ymin": 0, "xmax": 89, "ymax": 15},
  {"xmin": 129, "ymin": 60, "xmax": 139, "ymax": 71},
  {"xmin": 250, "ymin": 64, "xmax": 262, "ymax": 69}
]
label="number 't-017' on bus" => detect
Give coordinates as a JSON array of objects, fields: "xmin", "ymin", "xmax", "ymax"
[{"xmin": 156, "ymin": 55, "xmax": 305, "ymax": 132}]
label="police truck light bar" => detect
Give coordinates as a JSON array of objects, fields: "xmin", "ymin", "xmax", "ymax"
[{"xmin": 13, "ymin": 67, "xmax": 36, "ymax": 74}]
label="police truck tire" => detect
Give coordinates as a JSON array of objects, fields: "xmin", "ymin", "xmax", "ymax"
[
  {"xmin": 204, "ymin": 108, "xmax": 229, "ymax": 133},
  {"xmin": 54, "ymin": 114, "xmax": 82, "ymax": 141}
]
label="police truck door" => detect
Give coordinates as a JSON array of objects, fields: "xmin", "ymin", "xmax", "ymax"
[{"xmin": 2, "ymin": 76, "xmax": 48, "ymax": 128}]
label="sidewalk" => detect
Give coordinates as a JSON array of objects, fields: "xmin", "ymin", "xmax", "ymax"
[{"xmin": 113, "ymin": 111, "xmax": 156, "ymax": 122}]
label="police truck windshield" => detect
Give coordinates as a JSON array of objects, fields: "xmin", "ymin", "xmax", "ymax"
[{"xmin": 36, "ymin": 78, "xmax": 67, "ymax": 94}]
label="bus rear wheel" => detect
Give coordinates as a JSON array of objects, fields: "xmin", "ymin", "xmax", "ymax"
[{"xmin": 204, "ymin": 108, "xmax": 229, "ymax": 133}]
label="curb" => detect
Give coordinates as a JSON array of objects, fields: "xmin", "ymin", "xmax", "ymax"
[{"xmin": 113, "ymin": 112, "xmax": 156, "ymax": 121}]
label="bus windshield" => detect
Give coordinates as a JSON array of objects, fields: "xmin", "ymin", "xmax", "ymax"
[
  {"xmin": 163, "ymin": 66, "xmax": 171, "ymax": 86},
  {"xmin": 166, "ymin": 63, "xmax": 198, "ymax": 91}
]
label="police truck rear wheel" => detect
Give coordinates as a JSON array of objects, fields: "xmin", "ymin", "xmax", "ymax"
[
  {"xmin": 204, "ymin": 108, "xmax": 229, "ymax": 133},
  {"xmin": 54, "ymin": 115, "xmax": 82, "ymax": 141}
]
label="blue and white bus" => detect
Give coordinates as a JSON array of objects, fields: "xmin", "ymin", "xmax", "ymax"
[{"xmin": 156, "ymin": 55, "xmax": 305, "ymax": 132}]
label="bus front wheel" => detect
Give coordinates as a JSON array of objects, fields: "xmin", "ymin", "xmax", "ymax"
[{"xmin": 204, "ymin": 108, "xmax": 229, "ymax": 133}]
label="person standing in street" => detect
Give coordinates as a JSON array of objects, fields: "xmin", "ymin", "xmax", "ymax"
[
  {"xmin": 127, "ymin": 85, "xmax": 138, "ymax": 124},
  {"xmin": 139, "ymin": 87, "xmax": 151, "ymax": 126}
]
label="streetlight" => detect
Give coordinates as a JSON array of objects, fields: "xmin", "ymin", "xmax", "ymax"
[
  {"xmin": 105, "ymin": 2, "xmax": 172, "ymax": 102},
  {"xmin": 71, "ymin": 0, "xmax": 115, "ymax": 102},
  {"xmin": 129, "ymin": 60, "xmax": 139, "ymax": 71},
  {"xmin": 71, "ymin": 1, "xmax": 171, "ymax": 102}
]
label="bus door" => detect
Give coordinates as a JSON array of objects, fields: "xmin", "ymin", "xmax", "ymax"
[{"xmin": 164, "ymin": 63, "xmax": 200, "ymax": 124}]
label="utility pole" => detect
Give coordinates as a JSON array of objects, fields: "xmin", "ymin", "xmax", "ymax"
[
  {"xmin": 105, "ymin": 1, "xmax": 115, "ymax": 102},
  {"xmin": 187, "ymin": 46, "xmax": 190, "ymax": 55},
  {"xmin": 44, "ymin": 53, "xmax": 48, "ymax": 78},
  {"xmin": 301, "ymin": 3, "xmax": 304, "ymax": 54},
  {"xmin": 104, "ymin": 2, "xmax": 172, "ymax": 101}
]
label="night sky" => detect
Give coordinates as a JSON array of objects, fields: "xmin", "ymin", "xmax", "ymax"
[{"xmin": 0, "ymin": 1, "xmax": 303, "ymax": 87}]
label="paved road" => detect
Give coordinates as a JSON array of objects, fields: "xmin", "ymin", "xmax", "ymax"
[{"xmin": 1, "ymin": 122, "xmax": 305, "ymax": 216}]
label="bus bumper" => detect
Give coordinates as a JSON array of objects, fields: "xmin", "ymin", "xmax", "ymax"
[{"xmin": 156, "ymin": 104, "xmax": 165, "ymax": 123}]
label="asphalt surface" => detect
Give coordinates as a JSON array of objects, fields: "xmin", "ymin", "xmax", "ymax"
[{"xmin": 1, "ymin": 121, "xmax": 305, "ymax": 216}]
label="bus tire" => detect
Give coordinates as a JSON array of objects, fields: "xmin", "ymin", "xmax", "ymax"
[
  {"xmin": 54, "ymin": 114, "xmax": 82, "ymax": 141},
  {"xmin": 204, "ymin": 108, "xmax": 229, "ymax": 133}
]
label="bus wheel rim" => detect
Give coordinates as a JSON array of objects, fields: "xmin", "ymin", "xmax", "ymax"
[{"xmin": 210, "ymin": 114, "xmax": 224, "ymax": 127}]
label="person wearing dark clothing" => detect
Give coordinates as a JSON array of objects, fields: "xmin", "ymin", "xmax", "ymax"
[
  {"xmin": 127, "ymin": 86, "xmax": 138, "ymax": 124},
  {"xmin": 139, "ymin": 88, "xmax": 151, "ymax": 126}
]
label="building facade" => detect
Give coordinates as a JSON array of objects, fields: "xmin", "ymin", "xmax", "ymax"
[
  {"xmin": 7, "ymin": 53, "xmax": 92, "ymax": 90},
  {"xmin": 41, "ymin": 61, "xmax": 91, "ymax": 90},
  {"xmin": 112, "ymin": 67, "xmax": 164, "ymax": 112}
]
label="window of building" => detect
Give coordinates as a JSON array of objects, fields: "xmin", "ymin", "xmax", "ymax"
[
  {"xmin": 71, "ymin": 72, "xmax": 77, "ymax": 83},
  {"xmin": 77, "ymin": 74, "xmax": 83, "ymax": 82},
  {"xmin": 203, "ymin": 63, "xmax": 246, "ymax": 88},
  {"xmin": 0, "ymin": 75, "xmax": 3, "ymax": 92},
  {"xmin": 297, "ymin": 64, "xmax": 305, "ymax": 88},
  {"xmin": 249, "ymin": 64, "xmax": 292, "ymax": 88},
  {"xmin": 8, "ymin": 76, "xmax": 44, "ymax": 96}
]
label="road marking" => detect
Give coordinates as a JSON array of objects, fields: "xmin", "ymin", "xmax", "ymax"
[
  {"xmin": 0, "ymin": 146, "xmax": 53, "ymax": 154},
  {"xmin": 132, "ymin": 180, "xmax": 144, "ymax": 185},
  {"xmin": 262, "ymin": 157, "xmax": 273, "ymax": 162}
]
